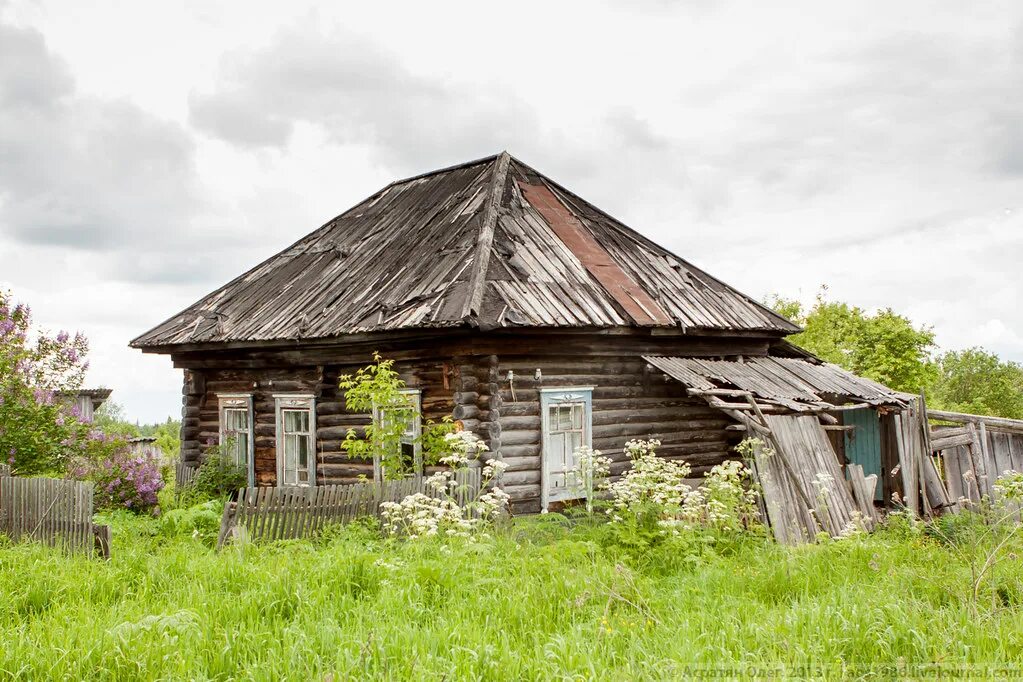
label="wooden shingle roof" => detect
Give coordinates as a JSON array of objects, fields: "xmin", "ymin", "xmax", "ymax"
[{"xmin": 132, "ymin": 152, "xmax": 799, "ymax": 350}]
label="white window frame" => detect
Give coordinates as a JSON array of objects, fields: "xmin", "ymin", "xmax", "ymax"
[
  {"xmin": 274, "ymin": 394, "xmax": 317, "ymax": 487},
  {"xmin": 372, "ymin": 388, "xmax": 422, "ymax": 480},
  {"xmin": 540, "ymin": 387, "xmax": 594, "ymax": 511},
  {"xmin": 218, "ymin": 393, "xmax": 254, "ymax": 487}
]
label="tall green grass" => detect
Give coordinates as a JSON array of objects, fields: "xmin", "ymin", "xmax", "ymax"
[{"xmin": 0, "ymin": 512, "xmax": 1021, "ymax": 680}]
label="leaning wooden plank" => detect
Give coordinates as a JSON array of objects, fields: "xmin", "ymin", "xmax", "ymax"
[
  {"xmin": 765, "ymin": 415, "xmax": 855, "ymax": 537},
  {"xmin": 846, "ymin": 464, "xmax": 876, "ymax": 529},
  {"xmin": 921, "ymin": 455, "xmax": 954, "ymax": 513},
  {"xmin": 893, "ymin": 414, "xmax": 920, "ymax": 515},
  {"xmin": 967, "ymin": 423, "xmax": 993, "ymax": 500},
  {"xmin": 942, "ymin": 448, "xmax": 964, "ymax": 502},
  {"xmin": 748, "ymin": 435, "xmax": 814, "ymax": 544}
]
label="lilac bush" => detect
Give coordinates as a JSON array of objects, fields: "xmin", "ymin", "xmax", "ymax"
[
  {"xmin": 71, "ymin": 448, "xmax": 166, "ymax": 513},
  {"xmin": 0, "ymin": 291, "xmax": 96, "ymax": 476}
]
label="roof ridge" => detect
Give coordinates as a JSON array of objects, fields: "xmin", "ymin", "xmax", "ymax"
[
  {"xmin": 462, "ymin": 151, "xmax": 511, "ymax": 323},
  {"xmin": 383, "ymin": 152, "xmax": 502, "ymax": 190}
]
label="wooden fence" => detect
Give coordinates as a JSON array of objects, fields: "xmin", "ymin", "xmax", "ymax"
[
  {"xmin": 0, "ymin": 476, "xmax": 98, "ymax": 555},
  {"xmin": 0, "ymin": 464, "xmax": 9, "ymax": 479},
  {"xmin": 217, "ymin": 469, "xmax": 482, "ymax": 548},
  {"xmin": 932, "ymin": 422, "xmax": 1023, "ymax": 507},
  {"xmin": 175, "ymin": 460, "xmax": 198, "ymax": 490}
]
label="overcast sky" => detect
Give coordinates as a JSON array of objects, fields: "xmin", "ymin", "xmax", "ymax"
[{"xmin": 1, "ymin": 1, "xmax": 1021, "ymax": 423}]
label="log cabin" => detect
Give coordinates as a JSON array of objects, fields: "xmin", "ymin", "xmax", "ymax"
[{"xmin": 132, "ymin": 152, "xmax": 914, "ymax": 514}]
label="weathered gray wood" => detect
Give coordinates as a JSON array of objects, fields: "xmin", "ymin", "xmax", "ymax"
[
  {"xmin": 0, "ymin": 477, "xmax": 95, "ymax": 555},
  {"xmin": 217, "ymin": 472, "xmax": 484, "ymax": 547}
]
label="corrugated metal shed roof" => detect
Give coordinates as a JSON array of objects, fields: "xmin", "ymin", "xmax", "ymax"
[
  {"xmin": 644, "ymin": 355, "xmax": 906, "ymax": 410},
  {"xmin": 132, "ymin": 152, "xmax": 799, "ymax": 350}
]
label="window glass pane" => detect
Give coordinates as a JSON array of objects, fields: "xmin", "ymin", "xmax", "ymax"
[
  {"xmin": 400, "ymin": 442, "xmax": 416, "ymax": 470},
  {"xmin": 236, "ymin": 432, "xmax": 249, "ymax": 467},
  {"xmin": 568, "ymin": 431, "xmax": 582, "ymax": 456},
  {"xmin": 572, "ymin": 405, "xmax": 583, "ymax": 430},
  {"xmin": 284, "ymin": 409, "xmax": 309, "ymax": 433},
  {"xmin": 285, "ymin": 434, "xmax": 298, "ymax": 483}
]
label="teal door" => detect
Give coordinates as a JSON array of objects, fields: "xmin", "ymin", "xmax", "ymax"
[{"xmin": 844, "ymin": 408, "xmax": 882, "ymax": 501}]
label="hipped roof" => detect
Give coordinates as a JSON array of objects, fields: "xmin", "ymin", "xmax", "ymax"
[{"xmin": 132, "ymin": 152, "xmax": 799, "ymax": 351}]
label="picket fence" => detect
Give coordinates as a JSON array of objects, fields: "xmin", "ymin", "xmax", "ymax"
[
  {"xmin": 175, "ymin": 460, "xmax": 198, "ymax": 490},
  {"xmin": 0, "ymin": 476, "xmax": 100, "ymax": 555},
  {"xmin": 217, "ymin": 469, "xmax": 482, "ymax": 548}
]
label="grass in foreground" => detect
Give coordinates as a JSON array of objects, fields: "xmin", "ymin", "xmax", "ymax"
[{"xmin": 1, "ymin": 511, "xmax": 1022, "ymax": 680}]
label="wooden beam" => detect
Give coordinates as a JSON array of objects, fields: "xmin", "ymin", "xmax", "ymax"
[{"xmin": 928, "ymin": 409, "xmax": 1023, "ymax": 434}]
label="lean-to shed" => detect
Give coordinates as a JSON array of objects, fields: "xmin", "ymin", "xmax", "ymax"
[{"xmin": 132, "ymin": 152, "xmax": 909, "ymax": 514}]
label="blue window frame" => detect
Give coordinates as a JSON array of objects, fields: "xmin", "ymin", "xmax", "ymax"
[{"xmin": 540, "ymin": 387, "xmax": 593, "ymax": 510}]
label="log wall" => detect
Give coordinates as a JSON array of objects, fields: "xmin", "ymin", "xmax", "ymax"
[
  {"xmin": 494, "ymin": 355, "xmax": 735, "ymax": 513},
  {"xmin": 175, "ymin": 329, "xmax": 762, "ymax": 508},
  {"xmin": 179, "ymin": 359, "xmax": 462, "ymax": 486}
]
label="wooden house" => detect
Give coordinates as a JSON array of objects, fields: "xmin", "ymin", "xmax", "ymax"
[
  {"xmin": 58, "ymin": 388, "xmax": 112, "ymax": 423},
  {"xmin": 132, "ymin": 152, "xmax": 913, "ymax": 514}
]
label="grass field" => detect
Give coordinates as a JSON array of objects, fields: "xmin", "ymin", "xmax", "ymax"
[{"xmin": 1, "ymin": 509, "xmax": 1022, "ymax": 680}]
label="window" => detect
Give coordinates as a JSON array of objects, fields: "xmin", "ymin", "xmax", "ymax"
[
  {"xmin": 275, "ymin": 395, "xmax": 316, "ymax": 487},
  {"xmin": 540, "ymin": 388, "xmax": 593, "ymax": 510},
  {"xmin": 373, "ymin": 389, "xmax": 422, "ymax": 479},
  {"xmin": 218, "ymin": 394, "xmax": 254, "ymax": 487}
]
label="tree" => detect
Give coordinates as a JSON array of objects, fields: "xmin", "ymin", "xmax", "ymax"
[
  {"xmin": 94, "ymin": 402, "xmax": 141, "ymax": 439},
  {"xmin": 151, "ymin": 418, "xmax": 182, "ymax": 459},
  {"xmin": 929, "ymin": 348, "xmax": 1023, "ymax": 420},
  {"xmin": 0, "ymin": 291, "xmax": 108, "ymax": 475},
  {"xmin": 769, "ymin": 290, "xmax": 937, "ymax": 393}
]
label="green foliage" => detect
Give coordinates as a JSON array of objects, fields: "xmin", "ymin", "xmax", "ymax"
[
  {"xmin": 93, "ymin": 402, "xmax": 140, "ymax": 439},
  {"xmin": 95, "ymin": 405, "xmax": 182, "ymax": 459},
  {"xmin": 182, "ymin": 444, "xmax": 246, "ymax": 504},
  {"xmin": 772, "ymin": 289, "xmax": 1023, "ymax": 418},
  {"xmin": 928, "ymin": 348, "xmax": 1023, "ymax": 419},
  {"xmin": 769, "ymin": 289, "xmax": 936, "ymax": 392},
  {"xmin": 339, "ymin": 354, "xmax": 458, "ymax": 479},
  {"xmin": 419, "ymin": 416, "xmax": 458, "ymax": 462},
  {"xmin": 159, "ymin": 501, "xmax": 224, "ymax": 545},
  {"xmin": 339, "ymin": 353, "xmax": 417, "ymax": 479},
  {"xmin": 1, "ymin": 514, "xmax": 1022, "ymax": 679},
  {"xmin": 0, "ymin": 291, "xmax": 94, "ymax": 475},
  {"xmin": 149, "ymin": 418, "xmax": 182, "ymax": 459}
]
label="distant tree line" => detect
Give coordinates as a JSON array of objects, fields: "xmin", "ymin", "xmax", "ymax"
[{"xmin": 770, "ymin": 289, "xmax": 1023, "ymax": 419}]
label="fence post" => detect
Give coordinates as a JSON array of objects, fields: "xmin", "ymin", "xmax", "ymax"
[{"xmin": 93, "ymin": 524, "xmax": 112, "ymax": 559}]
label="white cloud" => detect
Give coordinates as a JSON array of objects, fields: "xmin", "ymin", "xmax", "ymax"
[{"xmin": 1, "ymin": 0, "xmax": 1021, "ymax": 423}]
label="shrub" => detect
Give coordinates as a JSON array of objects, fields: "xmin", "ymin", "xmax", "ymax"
[
  {"xmin": 73, "ymin": 448, "xmax": 165, "ymax": 514},
  {"xmin": 0, "ymin": 292, "xmax": 97, "ymax": 476},
  {"xmin": 606, "ymin": 439, "xmax": 760, "ymax": 548},
  {"xmin": 159, "ymin": 500, "xmax": 224, "ymax": 544},
  {"xmin": 184, "ymin": 445, "xmax": 247, "ymax": 504},
  {"xmin": 567, "ymin": 446, "xmax": 612, "ymax": 515},
  {"xmin": 380, "ymin": 431, "xmax": 510, "ymax": 539}
]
